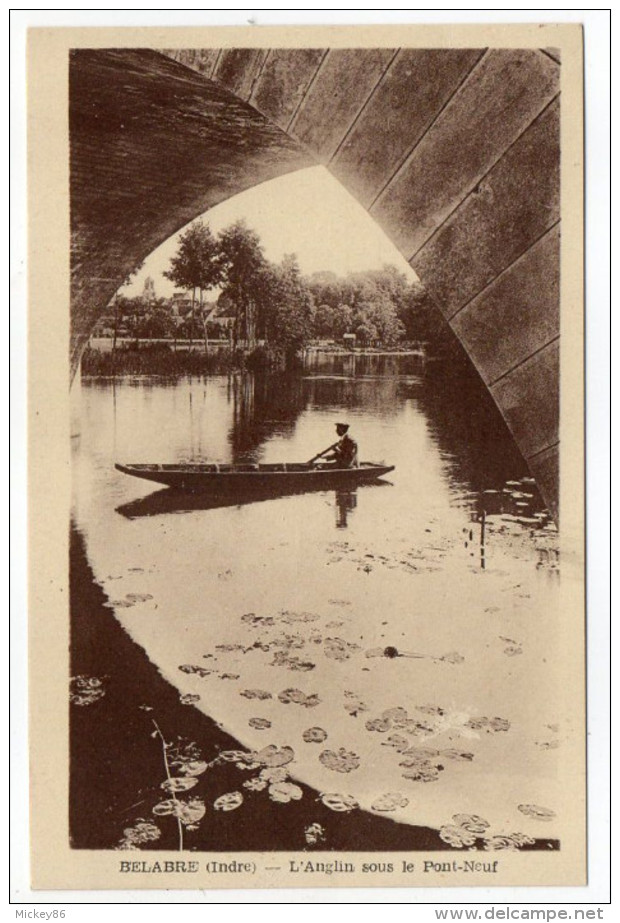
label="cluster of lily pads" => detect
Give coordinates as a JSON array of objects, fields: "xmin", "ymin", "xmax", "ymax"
[
  {"xmin": 439, "ymin": 805, "xmax": 556, "ymax": 850},
  {"xmin": 70, "ymin": 675, "xmax": 106, "ymax": 707}
]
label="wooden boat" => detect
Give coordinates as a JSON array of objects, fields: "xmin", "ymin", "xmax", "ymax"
[{"xmin": 115, "ymin": 461, "xmax": 395, "ymax": 492}]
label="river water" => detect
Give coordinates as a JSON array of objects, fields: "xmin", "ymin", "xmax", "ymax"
[{"xmin": 72, "ymin": 353, "xmax": 564, "ymax": 846}]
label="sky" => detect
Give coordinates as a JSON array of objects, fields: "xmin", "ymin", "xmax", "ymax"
[{"xmin": 121, "ymin": 165, "xmax": 418, "ymax": 299}]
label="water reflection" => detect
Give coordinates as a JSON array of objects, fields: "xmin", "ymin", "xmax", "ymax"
[
  {"xmin": 335, "ymin": 490, "xmax": 357, "ymax": 529},
  {"xmin": 116, "ymin": 483, "xmax": 383, "ymax": 523}
]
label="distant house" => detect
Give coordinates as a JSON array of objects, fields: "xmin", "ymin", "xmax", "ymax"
[
  {"xmin": 343, "ymin": 333, "xmax": 356, "ymax": 350},
  {"xmin": 170, "ymin": 291, "xmax": 192, "ymax": 319}
]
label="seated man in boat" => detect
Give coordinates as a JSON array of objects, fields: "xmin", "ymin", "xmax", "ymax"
[{"xmin": 323, "ymin": 423, "xmax": 359, "ymax": 468}]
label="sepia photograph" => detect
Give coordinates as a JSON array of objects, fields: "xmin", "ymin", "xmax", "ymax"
[{"xmin": 24, "ymin": 21, "xmax": 589, "ymax": 892}]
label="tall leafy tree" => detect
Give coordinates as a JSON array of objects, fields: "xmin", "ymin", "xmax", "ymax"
[
  {"xmin": 260, "ymin": 254, "xmax": 315, "ymax": 365},
  {"xmin": 218, "ymin": 220, "xmax": 266, "ymax": 349},
  {"xmin": 164, "ymin": 221, "xmax": 225, "ymax": 349}
]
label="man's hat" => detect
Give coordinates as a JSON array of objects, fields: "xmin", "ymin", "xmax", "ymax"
[{"xmin": 335, "ymin": 422, "xmax": 349, "ymax": 433}]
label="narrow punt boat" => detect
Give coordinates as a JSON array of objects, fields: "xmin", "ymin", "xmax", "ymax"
[{"xmin": 115, "ymin": 461, "xmax": 395, "ymax": 492}]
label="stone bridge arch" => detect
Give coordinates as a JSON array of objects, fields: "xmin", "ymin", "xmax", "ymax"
[{"xmin": 70, "ymin": 46, "xmax": 560, "ymax": 515}]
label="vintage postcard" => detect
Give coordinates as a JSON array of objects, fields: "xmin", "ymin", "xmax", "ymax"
[{"xmin": 27, "ymin": 23, "xmax": 585, "ymax": 891}]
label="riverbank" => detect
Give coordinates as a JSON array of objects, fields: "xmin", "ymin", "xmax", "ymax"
[{"xmin": 80, "ymin": 342, "xmax": 428, "ymax": 379}]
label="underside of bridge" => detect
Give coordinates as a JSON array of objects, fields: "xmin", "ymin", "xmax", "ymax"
[{"xmin": 70, "ymin": 46, "xmax": 560, "ymax": 517}]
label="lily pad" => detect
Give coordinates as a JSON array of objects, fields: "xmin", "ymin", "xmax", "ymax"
[
  {"xmin": 152, "ymin": 799, "xmax": 178, "ymax": 817},
  {"xmin": 249, "ymin": 717, "xmax": 272, "ymax": 730},
  {"xmin": 70, "ymin": 675, "xmax": 105, "ymax": 707},
  {"xmin": 278, "ymin": 688, "xmax": 320, "ymax": 707},
  {"xmin": 452, "ymin": 814, "xmax": 490, "ymax": 834},
  {"xmin": 153, "ymin": 797, "xmax": 206, "ymax": 825},
  {"xmin": 243, "ymin": 777, "xmax": 267, "ymax": 792},
  {"xmin": 178, "ymin": 664, "xmax": 211, "ymax": 678},
  {"xmin": 179, "ymin": 693, "xmax": 200, "ymax": 705},
  {"xmin": 319, "ymin": 792, "xmax": 359, "ymax": 812},
  {"xmin": 240, "ymin": 689, "xmax": 272, "ymax": 700},
  {"xmin": 319, "ymin": 748, "xmax": 361, "ymax": 773},
  {"xmin": 439, "ymin": 825, "xmax": 477, "ymax": 848},
  {"xmin": 255, "ymin": 745, "xmax": 295, "ymax": 768},
  {"xmin": 324, "ymin": 637, "xmax": 360, "ymax": 661},
  {"xmin": 302, "ymin": 727, "xmax": 328, "ymax": 744},
  {"xmin": 160, "ymin": 776, "xmax": 199, "ymax": 793},
  {"xmin": 304, "ymin": 822, "xmax": 326, "ymax": 845},
  {"xmin": 382, "ymin": 707, "xmax": 408, "ymax": 722},
  {"xmin": 268, "ymin": 782, "xmax": 303, "ymax": 803},
  {"xmin": 214, "ymin": 792, "xmax": 244, "ymax": 812},
  {"xmin": 118, "ymin": 821, "xmax": 161, "ymax": 849},
  {"xmin": 365, "ymin": 717, "xmax": 392, "ymax": 733},
  {"xmin": 517, "ymin": 803, "xmax": 556, "ymax": 822},
  {"xmin": 177, "ymin": 759, "xmax": 209, "ymax": 777},
  {"xmin": 371, "ymin": 792, "xmax": 409, "ymax": 812},
  {"xmin": 259, "ymin": 767, "xmax": 289, "ymax": 784}
]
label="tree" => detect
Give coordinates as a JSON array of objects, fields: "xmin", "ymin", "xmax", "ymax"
[
  {"xmin": 164, "ymin": 221, "xmax": 225, "ymax": 349},
  {"xmin": 218, "ymin": 220, "xmax": 266, "ymax": 349},
  {"xmin": 260, "ymin": 254, "xmax": 315, "ymax": 365}
]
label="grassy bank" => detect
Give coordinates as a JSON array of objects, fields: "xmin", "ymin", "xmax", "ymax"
[
  {"xmin": 81, "ymin": 344, "xmax": 242, "ymax": 378},
  {"xmin": 81, "ymin": 343, "xmax": 299, "ymax": 378}
]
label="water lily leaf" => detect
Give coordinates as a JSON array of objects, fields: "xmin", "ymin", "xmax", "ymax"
[
  {"xmin": 466, "ymin": 716, "xmax": 511, "ymax": 733},
  {"xmin": 382, "ymin": 707, "xmax": 408, "ymax": 721},
  {"xmin": 70, "ymin": 675, "xmax": 105, "ymax": 707},
  {"xmin": 179, "ymin": 760, "xmax": 209, "ymax": 777},
  {"xmin": 401, "ymin": 763, "xmax": 440, "ymax": 782},
  {"xmin": 399, "ymin": 748, "xmax": 440, "ymax": 765},
  {"xmin": 243, "ymin": 777, "xmax": 268, "ymax": 792},
  {"xmin": 319, "ymin": 792, "xmax": 358, "ymax": 812},
  {"xmin": 219, "ymin": 749, "xmax": 251, "ymax": 762},
  {"xmin": 179, "ymin": 693, "xmax": 200, "ymax": 705},
  {"xmin": 161, "ymin": 776, "xmax": 198, "ymax": 793},
  {"xmin": 176, "ymin": 798, "xmax": 206, "ymax": 825},
  {"xmin": 304, "ymin": 822, "xmax": 326, "ymax": 845},
  {"xmin": 279, "ymin": 610, "xmax": 320, "ymax": 624},
  {"xmin": 178, "ymin": 664, "xmax": 211, "ymax": 677},
  {"xmin": 119, "ymin": 821, "xmax": 161, "ymax": 848},
  {"xmin": 324, "ymin": 637, "xmax": 360, "ymax": 661},
  {"xmin": 240, "ymin": 689, "xmax": 272, "ymax": 700},
  {"xmin": 452, "ymin": 813, "xmax": 490, "ymax": 834},
  {"xmin": 483, "ymin": 835, "xmax": 519, "ymax": 851},
  {"xmin": 278, "ymin": 688, "xmax": 307, "ymax": 705},
  {"xmin": 271, "ymin": 651, "xmax": 315, "ymax": 671},
  {"xmin": 517, "ymin": 803, "xmax": 556, "ymax": 821},
  {"xmin": 365, "ymin": 717, "xmax": 391, "ymax": 733},
  {"xmin": 439, "ymin": 824, "xmax": 477, "ymax": 848},
  {"xmin": 249, "ymin": 717, "xmax": 272, "ymax": 730},
  {"xmin": 371, "ymin": 792, "xmax": 410, "ymax": 812},
  {"xmin": 152, "ymin": 799, "xmax": 177, "ymax": 816},
  {"xmin": 255, "ymin": 745, "xmax": 295, "ymax": 767},
  {"xmin": 259, "ymin": 767, "xmax": 289, "ymax": 784},
  {"xmin": 319, "ymin": 748, "xmax": 361, "ymax": 773},
  {"xmin": 302, "ymin": 727, "xmax": 328, "ymax": 743},
  {"xmin": 268, "ymin": 782, "xmax": 303, "ymax": 803},
  {"xmin": 214, "ymin": 792, "xmax": 244, "ymax": 812}
]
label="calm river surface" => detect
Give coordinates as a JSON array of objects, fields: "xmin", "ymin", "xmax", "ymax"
[{"xmin": 72, "ymin": 353, "xmax": 565, "ymax": 846}]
